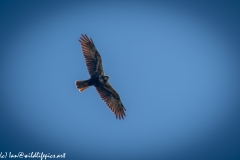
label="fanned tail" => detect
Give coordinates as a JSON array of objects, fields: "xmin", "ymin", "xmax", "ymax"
[{"xmin": 75, "ymin": 80, "xmax": 91, "ymax": 92}]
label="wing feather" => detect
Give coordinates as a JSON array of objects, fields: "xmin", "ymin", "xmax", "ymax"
[
  {"xmin": 95, "ymin": 82, "xmax": 126, "ymax": 119},
  {"xmin": 79, "ymin": 34, "xmax": 104, "ymax": 76}
]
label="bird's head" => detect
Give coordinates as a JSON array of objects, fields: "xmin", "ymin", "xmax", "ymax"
[
  {"xmin": 103, "ymin": 75, "xmax": 109, "ymax": 82},
  {"xmin": 99, "ymin": 74, "xmax": 109, "ymax": 83}
]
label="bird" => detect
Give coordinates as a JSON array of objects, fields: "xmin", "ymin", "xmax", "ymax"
[{"xmin": 75, "ymin": 34, "xmax": 126, "ymax": 120}]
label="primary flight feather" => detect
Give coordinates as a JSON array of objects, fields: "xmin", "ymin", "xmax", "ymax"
[{"xmin": 75, "ymin": 34, "xmax": 126, "ymax": 119}]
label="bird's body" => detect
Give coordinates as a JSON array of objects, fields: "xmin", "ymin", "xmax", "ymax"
[
  {"xmin": 75, "ymin": 34, "xmax": 126, "ymax": 119},
  {"xmin": 76, "ymin": 74, "xmax": 108, "ymax": 92}
]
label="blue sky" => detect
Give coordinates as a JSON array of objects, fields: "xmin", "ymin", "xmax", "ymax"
[{"xmin": 1, "ymin": 1, "xmax": 240, "ymax": 160}]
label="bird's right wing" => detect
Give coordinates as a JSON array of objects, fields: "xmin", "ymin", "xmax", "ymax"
[
  {"xmin": 79, "ymin": 34, "xmax": 104, "ymax": 76},
  {"xmin": 95, "ymin": 82, "xmax": 126, "ymax": 119}
]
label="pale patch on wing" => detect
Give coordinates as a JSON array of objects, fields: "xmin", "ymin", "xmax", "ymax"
[{"xmin": 94, "ymin": 51, "xmax": 103, "ymax": 75}]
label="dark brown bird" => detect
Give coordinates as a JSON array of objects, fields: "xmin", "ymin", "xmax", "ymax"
[{"xmin": 75, "ymin": 34, "xmax": 126, "ymax": 119}]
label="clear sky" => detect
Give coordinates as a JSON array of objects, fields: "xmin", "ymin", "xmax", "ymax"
[{"xmin": 1, "ymin": 1, "xmax": 240, "ymax": 160}]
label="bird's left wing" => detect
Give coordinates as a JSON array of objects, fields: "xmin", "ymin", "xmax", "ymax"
[
  {"xmin": 95, "ymin": 82, "xmax": 126, "ymax": 119},
  {"xmin": 79, "ymin": 34, "xmax": 104, "ymax": 76}
]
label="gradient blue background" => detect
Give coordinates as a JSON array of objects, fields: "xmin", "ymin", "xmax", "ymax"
[{"xmin": 1, "ymin": 1, "xmax": 240, "ymax": 160}]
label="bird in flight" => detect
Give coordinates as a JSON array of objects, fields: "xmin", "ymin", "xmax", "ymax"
[{"xmin": 75, "ymin": 34, "xmax": 126, "ymax": 119}]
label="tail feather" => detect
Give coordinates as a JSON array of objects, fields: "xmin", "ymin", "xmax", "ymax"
[{"xmin": 75, "ymin": 80, "xmax": 90, "ymax": 92}]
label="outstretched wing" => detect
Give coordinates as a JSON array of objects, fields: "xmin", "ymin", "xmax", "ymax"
[
  {"xmin": 79, "ymin": 34, "xmax": 104, "ymax": 76},
  {"xmin": 95, "ymin": 82, "xmax": 126, "ymax": 119}
]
